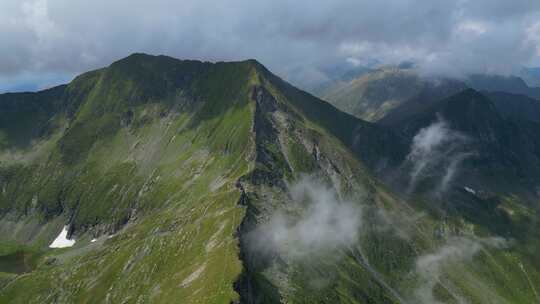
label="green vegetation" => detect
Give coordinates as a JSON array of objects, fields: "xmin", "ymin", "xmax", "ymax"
[{"xmin": 0, "ymin": 53, "xmax": 537, "ymax": 303}]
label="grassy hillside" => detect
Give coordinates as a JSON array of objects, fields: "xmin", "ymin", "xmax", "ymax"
[
  {"xmin": 0, "ymin": 54, "xmax": 257, "ymax": 303},
  {"xmin": 0, "ymin": 54, "xmax": 538, "ymax": 303}
]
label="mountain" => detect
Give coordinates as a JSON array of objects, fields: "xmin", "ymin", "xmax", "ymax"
[
  {"xmin": 318, "ymin": 66, "xmax": 540, "ymax": 124},
  {"xmin": 307, "ymin": 65, "xmax": 374, "ymax": 97},
  {"xmin": 382, "ymin": 89, "xmax": 540, "ymax": 194},
  {"xmin": 381, "ymin": 89, "xmax": 540, "ymax": 127},
  {"xmin": 319, "ymin": 67, "xmax": 467, "ymax": 122},
  {"xmin": 485, "ymin": 91, "xmax": 540, "ymax": 123},
  {"xmin": 0, "ymin": 54, "xmax": 539, "ymax": 304},
  {"xmin": 467, "ymin": 74, "xmax": 540, "ymax": 100},
  {"xmin": 519, "ymin": 67, "xmax": 540, "ymax": 87}
]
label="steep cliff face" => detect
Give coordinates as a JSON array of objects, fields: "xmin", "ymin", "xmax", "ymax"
[
  {"xmin": 234, "ymin": 73, "xmax": 407, "ymax": 303},
  {"xmin": 0, "ymin": 54, "xmax": 539, "ymax": 304}
]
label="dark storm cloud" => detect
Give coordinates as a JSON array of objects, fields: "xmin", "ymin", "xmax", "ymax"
[{"xmin": 1, "ymin": 0, "xmax": 540, "ymax": 91}]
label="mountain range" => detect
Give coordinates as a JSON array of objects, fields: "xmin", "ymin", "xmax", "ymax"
[{"xmin": 0, "ymin": 54, "xmax": 539, "ymax": 304}]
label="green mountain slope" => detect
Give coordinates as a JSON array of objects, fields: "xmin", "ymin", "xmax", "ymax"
[
  {"xmin": 0, "ymin": 54, "xmax": 538, "ymax": 304},
  {"xmin": 0, "ymin": 54, "xmax": 257, "ymax": 303}
]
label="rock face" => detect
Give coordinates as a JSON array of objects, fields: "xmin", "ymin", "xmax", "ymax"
[{"xmin": 0, "ymin": 54, "xmax": 539, "ymax": 304}]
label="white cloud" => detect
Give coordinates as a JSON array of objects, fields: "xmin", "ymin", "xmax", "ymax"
[
  {"xmin": 415, "ymin": 236, "xmax": 507, "ymax": 303},
  {"xmin": 0, "ymin": 0, "xmax": 539, "ymax": 90},
  {"xmin": 405, "ymin": 116, "xmax": 472, "ymax": 194},
  {"xmin": 22, "ymin": 0, "xmax": 56, "ymax": 41},
  {"xmin": 249, "ymin": 177, "xmax": 362, "ymax": 259},
  {"xmin": 457, "ymin": 20, "xmax": 489, "ymax": 36},
  {"xmin": 527, "ymin": 21, "xmax": 540, "ymax": 56}
]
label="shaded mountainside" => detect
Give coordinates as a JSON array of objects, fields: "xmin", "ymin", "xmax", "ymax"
[
  {"xmin": 0, "ymin": 54, "xmax": 538, "ymax": 304},
  {"xmin": 0, "ymin": 85, "xmax": 68, "ymax": 150},
  {"xmin": 382, "ymin": 89, "xmax": 540, "ymax": 194},
  {"xmin": 485, "ymin": 91, "xmax": 540, "ymax": 123}
]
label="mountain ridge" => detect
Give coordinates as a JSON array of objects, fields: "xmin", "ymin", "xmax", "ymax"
[{"xmin": 0, "ymin": 54, "xmax": 539, "ymax": 304}]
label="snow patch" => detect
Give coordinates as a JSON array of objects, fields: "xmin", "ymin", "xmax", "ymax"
[
  {"xmin": 464, "ymin": 186, "xmax": 476, "ymax": 195},
  {"xmin": 90, "ymin": 238, "xmax": 97, "ymax": 243},
  {"xmin": 49, "ymin": 226, "xmax": 76, "ymax": 248}
]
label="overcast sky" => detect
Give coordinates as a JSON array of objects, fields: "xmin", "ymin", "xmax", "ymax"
[{"xmin": 1, "ymin": 0, "xmax": 540, "ymax": 92}]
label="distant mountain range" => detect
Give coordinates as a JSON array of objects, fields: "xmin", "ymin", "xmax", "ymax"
[
  {"xmin": 316, "ymin": 64, "xmax": 540, "ymax": 121},
  {"xmin": 316, "ymin": 64, "xmax": 540, "ymax": 192}
]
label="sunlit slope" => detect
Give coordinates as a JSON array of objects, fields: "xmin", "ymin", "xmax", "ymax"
[{"xmin": 0, "ymin": 54, "xmax": 257, "ymax": 303}]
